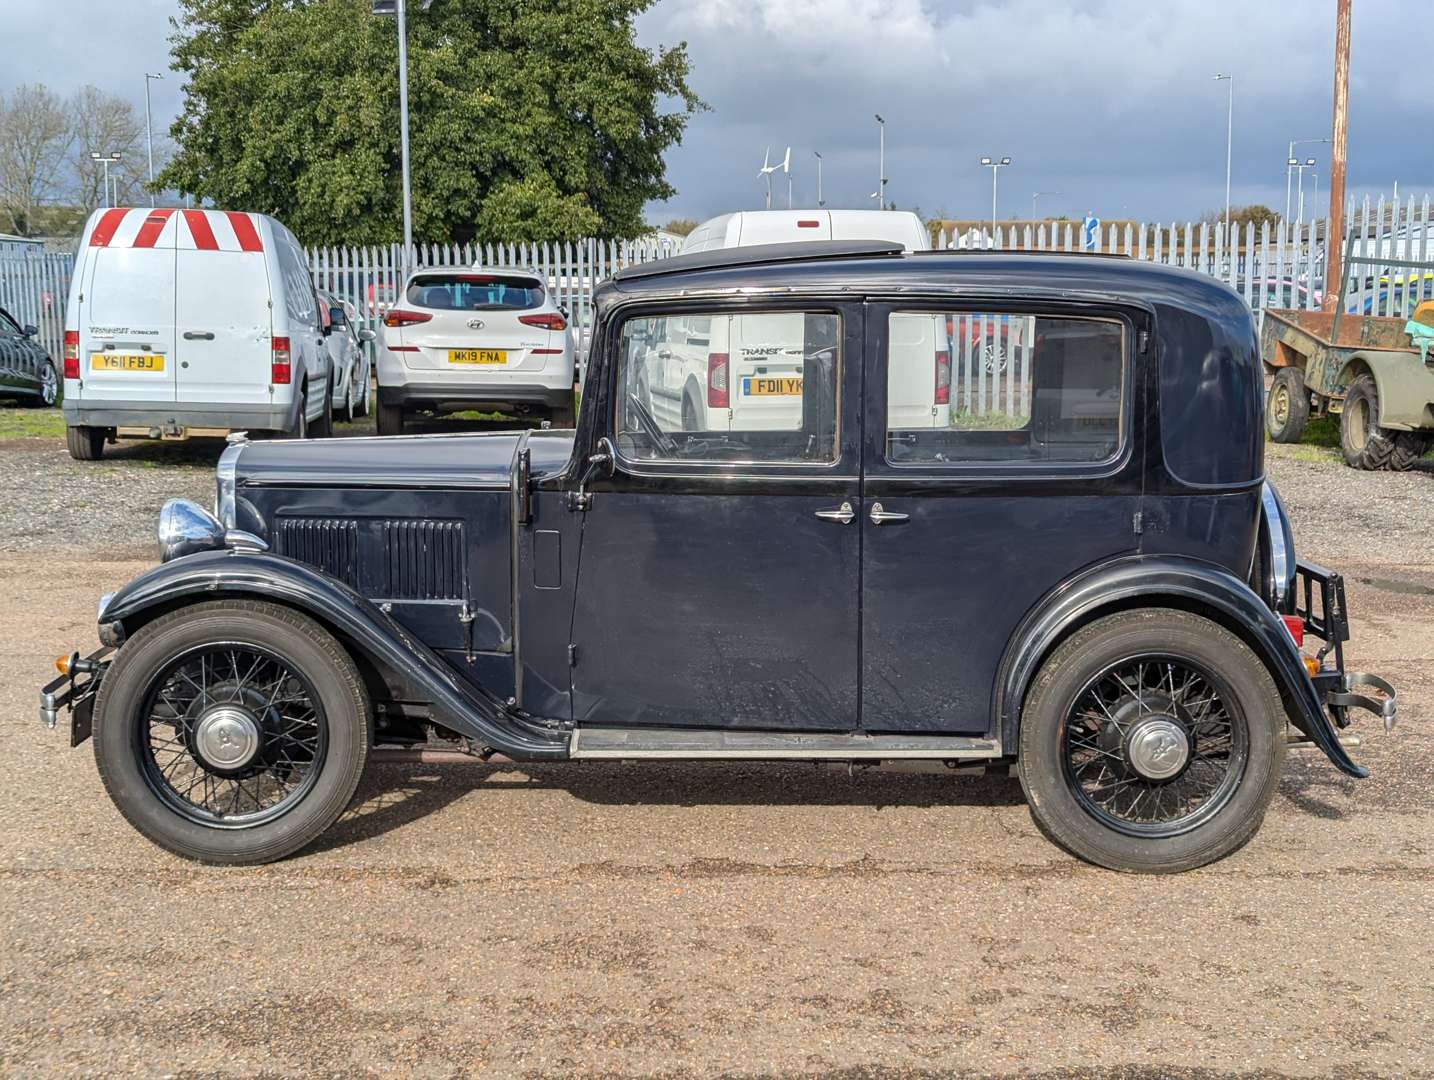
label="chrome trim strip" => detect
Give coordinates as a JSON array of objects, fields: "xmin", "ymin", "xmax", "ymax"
[
  {"xmin": 1261, "ymin": 482, "xmax": 1290, "ymax": 608},
  {"xmin": 570, "ymin": 727, "xmax": 1003, "ymax": 760}
]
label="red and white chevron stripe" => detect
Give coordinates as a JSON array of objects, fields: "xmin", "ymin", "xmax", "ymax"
[{"xmin": 88, "ymin": 207, "xmax": 265, "ymax": 252}]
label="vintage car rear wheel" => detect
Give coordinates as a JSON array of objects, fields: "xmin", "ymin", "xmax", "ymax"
[
  {"xmin": 1265, "ymin": 367, "xmax": 1309, "ymax": 443},
  {"xmin": 93, "ymin": 600, "xmax": 370, "ymax": 865},
  {"xmin": 1017, "ymin": 609, "xmax": 1285, "ymax": 873}
]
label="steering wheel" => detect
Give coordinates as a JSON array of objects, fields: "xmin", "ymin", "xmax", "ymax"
[{"xmin": 626, "ymin": 392, "xmax": 679, "ymax": 457}]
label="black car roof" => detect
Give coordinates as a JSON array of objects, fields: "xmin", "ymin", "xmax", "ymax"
[{"xmin": 612, "ymin": 240, "xmax": 905, "ymax": 282}]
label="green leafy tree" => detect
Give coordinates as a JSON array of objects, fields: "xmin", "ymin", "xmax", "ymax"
[{"xmin": 158, "ymin": 0, "xmax": 704, "ymax": 245}]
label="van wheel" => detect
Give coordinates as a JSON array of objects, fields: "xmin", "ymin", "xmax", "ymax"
[
  {"xmin": 92, "ymin": 600, "xmax": 370, "ymax": 865},
  {"xmin": 376, "ymin": 399, "xmax": 404, "ymax": 436},
  {"xmin": 1017, "ymin": 609, "xmax": 1285, "ymax": 874},
  {"xmin": 1265, "ymin": 368, "xmax": 1309, "ymax": 443},
  {"xmin": 66, "ymin": 425, "xmax": 105, "ymax": 460},
  {"xmin": 310, "ymin": 378, "xmax": 335, "ymax": 439}
]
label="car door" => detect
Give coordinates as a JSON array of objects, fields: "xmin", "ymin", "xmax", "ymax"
[
  {"xmin": 568, "ymin": 300, "xmax": 863, "ymax": 731},
  {"xmin": 859, "ymin": 300, "xmax": 1144, "ymax": 735},
  {"xmin": 0, "ymin": 307, "xmax": 22, "ymax": 394}
]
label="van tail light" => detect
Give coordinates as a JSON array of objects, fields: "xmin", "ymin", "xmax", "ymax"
[
  {"xmin": 519, "ymin": 312, "xmax": 567, "ymax": 331},
  {"xmin": 707, "ymin": 352, "xmax": 730, "ymax": 409},
  {"xmin": 271, "ymin": 336, "xmax": 292, "ymax": 385},
  {"xmin": 934, "ymin": 350, "xmax": 951, "ymax": 405},
  {"xmin": 1281, "ymin": 614, "xmax": 1305, "ymax": 649},
  {"xmin": 382, "ymin": 309, "xmax": 432, "ymax": 328},
  {"xmin": 63, "ymin": 330, "xmax": 80, "ymax": 379}
]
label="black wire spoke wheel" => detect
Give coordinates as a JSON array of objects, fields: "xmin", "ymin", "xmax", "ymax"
[
  {"xmin": 138, "ymin": 643, "xmax": 328, "ymax": 828},
  {"xmin": 1062, "ymin": 655, "xmax": 1249, "ymax": 837}
]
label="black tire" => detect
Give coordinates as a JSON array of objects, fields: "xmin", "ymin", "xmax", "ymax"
[
  {"xmin": 551, "ymin": 394, "xmax": 577, "ymax": 428},
  {"xmin": 376, "ymin": 398, "xmax": 404, "ymax": 436},
  {"xmin": 1339, "ymin": 373, "xmax": 1399, "ymax": 470},
  {"xmin": 1265, "ymin": 367, "xmax": 1309, "ymax": 443},
  {"xmin": 66, "ymin": 424, "xmax": 105, "ymax": 460},
  {"xmin": 1017, "ymin": 609, "xmax": 1286, "ymax": 874},
  {"xmin": 355, "ymin": 367, "xmax": 371, "ymax": 418},
  {"xmin": 28, "ymin": 360, "xmax": 59, "ymax": 408},
  {"xmin": 681, "ymin": 392, "xmax": 700, "ymax": 433},
  {"xmin": 310, "ymin": 377, "xmax": 335, "ymax": 439},
  {"xmin": 92, "ymin": 600, "xmax": 370, "ymax": 865}
]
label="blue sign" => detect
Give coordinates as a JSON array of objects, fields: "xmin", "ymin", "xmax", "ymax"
[{"xmin": 1082, "ymin": 215, "xmax": 1100, "ymax": 252}]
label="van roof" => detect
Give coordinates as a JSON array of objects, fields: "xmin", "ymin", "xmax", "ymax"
[
  {"xmin": 683, "ymin": 209, "xmax": 930, "ymax": 253},
  {"xmin": 85, "ymin": 207, "xmax": 268, "ymax": 253}
]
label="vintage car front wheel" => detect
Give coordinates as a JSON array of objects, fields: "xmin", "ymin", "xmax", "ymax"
[
  {"xmin": 1018, "ymin": 609, "xmax": 1285, "ymax": 873},
  {"xmin": 92, "ymin": 600, "xmax": 370, "ymax": 865}
]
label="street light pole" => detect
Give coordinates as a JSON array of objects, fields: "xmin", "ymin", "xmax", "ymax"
[
  {"xmin": 144, "ymin": 73, "xmax": 163, "ymax": 207},
  {"xmin": 874, "ymin": 115, "xmax": 886, "ymax": 208},
  {"xmin": 1284, "ymin": 138, "xmax": 1332, "ymax": 226},
  {"xmin": 90, "ymin": 151, "xmax": 121, "ymax": 209},
  {"xmin": 396, "ymin": 0, "xmax": 414, "ymax": 270},
  {"xmin": 980, "ymin": 157, "xmax": 1011, "ymax": 236},
  {"xmin": 1031, "ymin": 190, "xmax": 1061, "ymax": 221},
  {"xmin": 813, "ymin": 151, "xmax": 823, "ymax": 208},
  {"xmin": 1214, "ymin": 73, "xmax": 1233, "ymax": 240}
]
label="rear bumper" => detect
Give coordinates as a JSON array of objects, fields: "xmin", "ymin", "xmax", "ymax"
[
  {"xmin": 62, "ymin": 398, "xmax": 295, "ymax": 433},
  {"xmin": 378, "ymin": 381, "xmax": 574, "ymax": 412},
  {"xmin": 1295, "ymin": 559, "xmax": 1397, "ymax": 731}
]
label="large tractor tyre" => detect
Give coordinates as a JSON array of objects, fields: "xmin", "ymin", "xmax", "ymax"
[{"xmin": 1265, "ymin": 367, "xmax": 1310, "ymax": 444}]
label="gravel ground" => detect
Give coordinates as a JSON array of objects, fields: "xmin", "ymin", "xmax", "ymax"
[{"xmin": 1, "ymin": 409, "xmax": 1432, "ymax": 1076}]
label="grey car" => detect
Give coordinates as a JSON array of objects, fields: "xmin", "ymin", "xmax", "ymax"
[{"xmin": 0, "ymin": 306, "xmax": 58, "ymax": 407}]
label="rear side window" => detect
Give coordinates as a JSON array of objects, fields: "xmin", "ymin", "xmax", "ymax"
[
  {"xmin": 886, "ymin": 310, "xmax": 1124, "ymax": 466},
  {"xmin": 407, "ymin": 274, "xmax": 544, "ymax": 312}
]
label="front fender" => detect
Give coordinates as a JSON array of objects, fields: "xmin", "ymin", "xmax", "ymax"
[
  {"xmin": 995, "ymin": 554, "xmax": 1366, "ymax": 778},
  {"xmin": 100, "ymin": 550, "xmax": 569, "ymax": 761}
]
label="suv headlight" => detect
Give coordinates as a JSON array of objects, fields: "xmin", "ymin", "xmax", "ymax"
[{"xmin": 215, "ymin": 441, "xmax": 244, "ymax": 528}]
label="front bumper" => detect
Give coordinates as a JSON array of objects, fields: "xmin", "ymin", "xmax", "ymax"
[
  {"xmin": 1294, "ymin": 559, "xmax": 1397, "ymax": 731},
  {"xmin": 39, "ymin": 648, "xmax": 111, "ymax": 746}
]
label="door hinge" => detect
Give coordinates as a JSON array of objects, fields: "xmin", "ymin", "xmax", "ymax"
[
  {"xmin": 515, "ymin": 446, "xmax": 532, "ymax": 524},
  {"xmin": 1137, "ymin": 329, "xmax": 1151, "ymax": 355},
  {"xmin": 1132, "ymin": 510, "xmax": 1144, "ymax": 535},
  {"xmin": 567, "ymin": 643, "xmax": 578, "ymax": 667}
]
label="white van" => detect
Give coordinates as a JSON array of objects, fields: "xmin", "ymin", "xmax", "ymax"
[
  {"xmin": 62, "ymin": 207, "xmax": 335, "ymax": 459},
  {"xmin": 645, "ymin": 211, "xmax": 947, "ymax": 432}
]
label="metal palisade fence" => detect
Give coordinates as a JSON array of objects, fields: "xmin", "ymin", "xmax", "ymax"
[{"xmin": 3, "ymin": 194, "xmax": 1429, "ymax": 371}]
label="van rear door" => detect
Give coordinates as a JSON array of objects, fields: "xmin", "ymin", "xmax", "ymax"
[
  {"xmin": 175, "ymin": 210, "xmax": 274, "ymax": 406},
  {"xmin": 79, "ymin": 208, "xmax": 178, "ymax": 404}
]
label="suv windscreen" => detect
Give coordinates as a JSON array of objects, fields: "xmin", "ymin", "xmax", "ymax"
[{"xmin": 407, "ymin": 274, "xmax": 544, "ymax": 311}]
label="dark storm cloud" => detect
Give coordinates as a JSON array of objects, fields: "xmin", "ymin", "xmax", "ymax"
[
  {"xmin": 4, "ymin": 0, "xmax": 1428, "ymax": 226},
  {"xmin": 638, "ymin": 0, "xmax": 1433, "ymax": 222}
]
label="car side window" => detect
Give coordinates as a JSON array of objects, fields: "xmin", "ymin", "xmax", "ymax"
[
  {"xmin": 615, "ymin": 310, "xmax": 841, "ymax": 465},
  {"xmin": 276, "ymin": 243, "xmax": 315, "ymax": 326},
  {"xmin": 0, "ymin": 308, "xmax": 20, "ymax": 336},
  {"xmin": 886, "ymin": 310, "xmax": 1124, "ymax": 466}
]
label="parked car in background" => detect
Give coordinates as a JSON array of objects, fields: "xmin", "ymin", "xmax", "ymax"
[
  {"xmin": 60, "ymin": 207, "xmax": 335, "ymax": 459},
  {"xmin": 319, "ymin": 291, "xmax": 374, "ymax": 421},
  {"xmin": 681, "ymin": 208, "xmax": 931, "ymax": 253},
  {"xmin": 375, "ymin": 266, "xmax": 577, "ymax": 435},
  {"xmin": 1359, "ymin": 273, "xmax": 1434, "ymax": 317},
  {"xmin": 0, "ymin": 305, "xmax": 58, "ymax": 407},
  {"xmin": 43, "ymin": 242, "xmax": 1396, "ymax": 871}
]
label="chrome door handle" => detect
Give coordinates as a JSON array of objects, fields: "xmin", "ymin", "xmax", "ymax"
[
  {"xmin": 869, "ymin": 502, "xmax": 909, "ymax": 525},
  {"xmin": 814, "ymin": 501, "xmax": 856, "ymax": 525}
]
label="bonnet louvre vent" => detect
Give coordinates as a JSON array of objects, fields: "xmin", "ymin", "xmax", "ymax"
[
  {"xmin": 274, "ymin": 518, "xmax": 360, "ymax": 589},
  {"xmin": 382, "ymin": 519, "xmax": 467, "ymax": 600}
]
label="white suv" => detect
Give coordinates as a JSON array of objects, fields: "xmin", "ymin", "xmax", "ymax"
[{"xmin": 375, "ymin": 267, "xmax": 576, "ymax": 434}]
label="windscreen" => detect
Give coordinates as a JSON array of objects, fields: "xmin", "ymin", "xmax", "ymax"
[{"xmin": 406, "ymin": 273, "xmax": 544, "ymax": 311}]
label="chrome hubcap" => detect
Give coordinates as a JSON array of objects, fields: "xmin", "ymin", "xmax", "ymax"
[
  {"xmin": 1125, "ymin": 717, "xmax": 1190, "ymax": 780},
  {"xmin": 192, "ymin": 706, "xmax": 262, "ymax": 771}
]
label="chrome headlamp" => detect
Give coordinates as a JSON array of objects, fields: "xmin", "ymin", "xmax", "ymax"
[{"xmin": 158, "ymin": 499, "xmax": 227, "ymax": 562}]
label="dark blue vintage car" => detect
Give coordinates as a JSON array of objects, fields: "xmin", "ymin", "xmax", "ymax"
[{"xmin": 41, "ymin": 242, "xmax": 1396, "ymax": 872}]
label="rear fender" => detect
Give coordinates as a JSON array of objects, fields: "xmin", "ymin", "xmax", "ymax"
[
  {"xmin": 995, "ymin": 554, "xmax": 1366, "ymax": 778},
  {"xmin": 99, "ymin": 550, "xmax": 569, "ymax": 760}
]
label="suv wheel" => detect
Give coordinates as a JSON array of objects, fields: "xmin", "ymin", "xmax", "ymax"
[
  {"xmin": 376, "ymin": 398, "xmax": 404, "ymax": 436},
  {"xmin": 66, "ymin": 424, "xmax": 106, "ymax": 460},
  {"xmin": 1265, "ymin": 367, "xmax": 1309, "ymax": 443},
  {"xmin": 1017, "ymin": 609, "xmax": 1285, "ymax": 874},
  {"xmin": 92, "ymin": 600, "xmax": 370, "ymax": 865}
]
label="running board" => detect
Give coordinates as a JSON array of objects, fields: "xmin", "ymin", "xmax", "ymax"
[{"xmin": 569, "ymin": 727, "xmax": 1003, "ymax": 760}]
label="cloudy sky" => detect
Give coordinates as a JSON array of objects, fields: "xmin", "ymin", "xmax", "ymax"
[{"xmin": 5, "ymin": 0, "xmax": 1430, "ymax": 226}]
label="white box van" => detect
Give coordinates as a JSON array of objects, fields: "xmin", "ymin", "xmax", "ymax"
[
  {"xmin": 647, "ymin": 211, "xmax": 947, "ymax": 432},
  {"xmin": 61, "ymin": 207, "xmax": 335, "ymax": 459}
]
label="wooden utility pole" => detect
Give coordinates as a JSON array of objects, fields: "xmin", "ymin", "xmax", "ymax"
[{"xmin": 1323, "ymin": 0, "xmax": 1351, "ymax": 311}]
